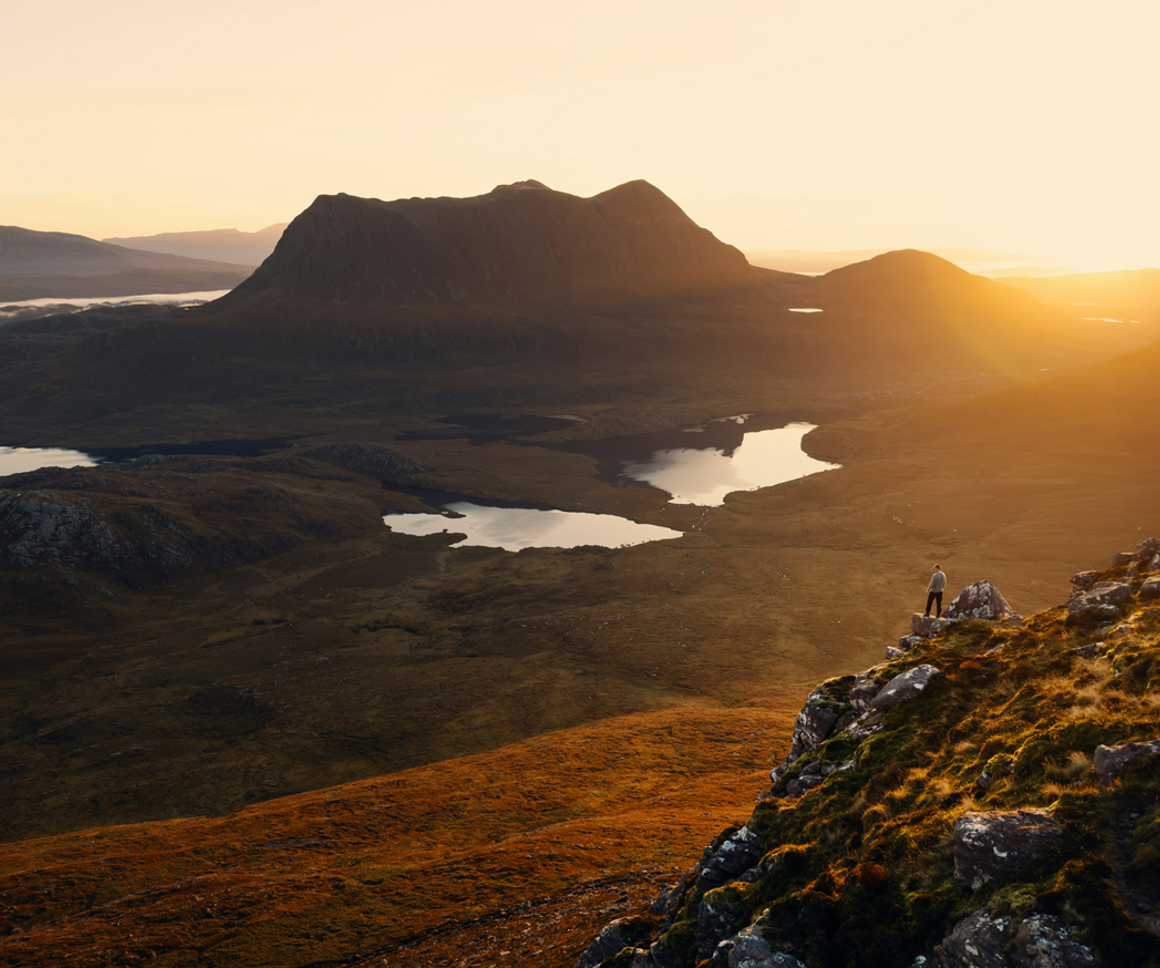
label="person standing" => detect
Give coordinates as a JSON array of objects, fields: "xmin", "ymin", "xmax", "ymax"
[{"xmin": 925, "ymin": 564, "xmax": 947, "ymax": 617}]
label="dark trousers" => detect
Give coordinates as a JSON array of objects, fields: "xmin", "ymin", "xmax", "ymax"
[{"xmin": 925, "ymin": 591, "xmax": 943, "ymax": 618}]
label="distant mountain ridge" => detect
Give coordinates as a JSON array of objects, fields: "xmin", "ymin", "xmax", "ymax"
[
  {"xmin": 103, "ymin": 224, "xmax": 287, "ymax": 267},
  {"xmin": 0, "ymin": 225, "xmax": 254, "ymax": 302}
]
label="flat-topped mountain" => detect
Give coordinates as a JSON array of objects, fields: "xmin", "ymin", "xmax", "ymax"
[
  {"xmin": 0, "ymin": 225, "xmax": 254, "ymax": 301},
  {"xmin": 220, "ymin": 180, "xmax": 769, "ymax": 312}
]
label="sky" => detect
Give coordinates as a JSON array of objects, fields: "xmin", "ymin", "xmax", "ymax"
[{"xmin": 4, "ymin": 0, "xmax": 1159, "ymax": 269}]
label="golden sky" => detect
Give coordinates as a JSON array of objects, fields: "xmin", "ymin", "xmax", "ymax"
[{"xmin": 4, "ymin": 0, "xmax": 1158, "ymax": 268}]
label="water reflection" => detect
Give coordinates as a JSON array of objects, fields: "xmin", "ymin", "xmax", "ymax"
[
  {"xmin": 620, "ymin": 421, "xmax": 838, "ymax": 505},
  {"xmin": 0, "ymin": 446, "xmax": 99, "ymax": 476},
  {"xmin": 383, "ymin": 501, "xmax": 681, "ymax": 551}
]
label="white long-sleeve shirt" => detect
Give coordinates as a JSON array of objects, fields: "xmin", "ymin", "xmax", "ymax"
[{"xmin": 928, "ymin": 571, "xmax": 947, "ymax": 593}]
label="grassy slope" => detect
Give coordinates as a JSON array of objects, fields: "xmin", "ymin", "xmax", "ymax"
[
  {"xmin": 614, "ymin": 556, "xmax": 1160, "ymax": 967},
  {"xmin": 0, "ymin": 705, "xmax": 796, "ymax": 968}
]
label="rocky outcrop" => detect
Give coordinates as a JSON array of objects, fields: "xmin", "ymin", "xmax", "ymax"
[
  {"xmin": 697, "ymin": 826, "xmax": 763, "ymax": 889},
  {"xmin": 714, "ymin": 925, "xmax": 807, "ymax": 968},
  {"xmin": 867, "ymin": 665, "xmax": 941, "ymax": 714},
  {"xmin": 912, "ymin": 614, "xmax": 953, "ymax": 637},
  {"xmin": 952, "ymin": 810, "xmax": 1061, "ymax": 890},
  {"xmin": 940, "ymin": 909, "xmax": 1096, "ymax": 968},
  {"xmin": 575, "ymin": 917, "xmax": 655, "ymax": 968},
  {"xmin": 944, "ymin": 581, "xmax": 1016, "ymax": 621},
  {"xmin": 1067, "ymin": 580, "xmax": 1132, "ymax": 618},
  {"xmin": 1093, "ymin": 739, "xmax": 1160, "ymax": 784}
]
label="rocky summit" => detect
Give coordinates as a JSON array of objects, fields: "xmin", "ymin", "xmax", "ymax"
[{"xmin": 579, "ymin": 539, "xmax": 1160, "ymax": 968}]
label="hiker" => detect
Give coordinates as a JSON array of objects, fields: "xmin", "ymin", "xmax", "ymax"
[{"xmin": 925, "ymin": 564, "xmax": 947, "ymax": 618}]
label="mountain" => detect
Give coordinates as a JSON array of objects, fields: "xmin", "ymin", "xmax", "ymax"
[
  {"xmin": 219, "ymin": 180, "xmax": 768, "ymax": 313},
  {"xmin": 1003, "ymin": 268, "xmax": 1160, "ymax": 327},
  {"xmin": 747, "ymin": 247, "xmax": 1041, "ymax": 275},
  {"xmin": 0, "ymin": 225, "xmax": 254, "ymax": 301},
  {"xmin": 103, "ymin": 223, "xmax": 287, "ymax": 267}
]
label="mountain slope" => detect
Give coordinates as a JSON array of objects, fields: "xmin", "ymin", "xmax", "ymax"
[
  {"xmin": 0, "ymin": 226, "xmax": 254, "ymax": 301},
  {"xmin": 103, "ymin": 224, "xmax": 287, "ymax": 266}
]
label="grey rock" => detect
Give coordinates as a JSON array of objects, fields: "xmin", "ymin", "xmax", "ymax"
[
  {"xmin": 1068, "ymin": 642, "xmax": 1105, "ymax": 658},
  {"xmin": 850, "ymin": 672, "xmax": 883, "ymax": 713},
  {"xmin": 1149, "ymin": 554, "xmax": 1160, "ymax": 574},
  {"xmin": 1069, "ymin": 571, "xmax": 1098, "ymax": 589},
  {"xmin": 941, "ymin": 908, "xmax": 1012, "ymax": 968},
  {"xmin": 697, "ymin": 891, "xmax": 744, "ymax": 963},
  {"xmin": 697, "ymin": 825, "xmax": 762, "ymax": 889},
  {"xmin": 1139, "ymin": 576, "xmax": 1160, "ymax": 599},
  {"xmin": 867, "ymin": 665, "xmax": 942, "ymax": 714},
  {"xmin": 912, "ymin": 613, "xmax": 953, "ymax": 637},
  {"xmin": 787, "ymin": 697, "xmax": 841, "ymax": 762},
  {"xmin": 1113, "ymin": 550, "xmax": 1135, "ymax": 567},
  {"xmin": 575, "ymin": 917, "xmax": 651, "ymax": 968},
  {"xmin": 1067, "ymin": 581, "xmax": 1132, "ymax": 617},
  {"xmin": 1132, "ymin": 537, "xmax": 1160, "ymax": 562},
  {"xmin": 944, "ymin": 581, "xmax": 1016, "ymax": 621},
  {"xmin": 715, "ymin": 924, "xmax": 808, "ymax": 968},
  {"xmin": 885, "ymin": 645, "xmax": 906, "ymax": 660},
  {"xmin": 1010, "ymin": 913, "xmax": 1097, "ymax": 968},
  {"xmin": 952, "ymin": 810, "xmax": 1061, "ymax": 890},
  {"xmin": 1093, "ymin": 739, "xmax": 1160, "ymax": 784},
  {"xmin": 941, "ymin": 909, "xmax": 1094, "ymax": 968},
  {"xmin": 889, "ymin": 635, "xmax": 924, "ymax": 660}
]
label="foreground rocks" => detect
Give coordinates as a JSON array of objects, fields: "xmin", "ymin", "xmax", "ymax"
[
  {"xmin": 1094, "ymin": 739, "xmax": 1160, "ymax": 784},
  {"xmin": 941, "ymin": 908, "xmax": 1096, "ymax": 968},
  {"xmin": 952, "ymin": 810, "xmax": 1061, "ymax": 890}
]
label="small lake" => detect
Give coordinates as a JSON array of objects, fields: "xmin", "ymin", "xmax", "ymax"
[
  {"xmin": 383, "ymin": 501, "xmax": 682, "ymax": 551},
  {"xmin": 557, "ymin": 414, "xmax": 840, "ymax": 506},
  {"xmin": 0, "ymin": 447, "xmax": 100, "ymax": 476},
  {"xmin": 0, "ymin": 438, "xmax": 292, "ymax": 478}
]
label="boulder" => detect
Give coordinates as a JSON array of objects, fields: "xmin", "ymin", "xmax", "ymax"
[
  {"xmin": 1010, "ymin": 913, "xmax": 1097, "ymax": 968},
  {"xmin": 575, "ymin": 916, "xmax": 654, "ymax": 968},
  {"xmin": 1069, "ymin": 571, "xmax": 1098, "ymax": 590},
  {"xmin": 1139, "ymin": 576, "xmax": 1160, "ymax": 599},
  {"xmin": 940, "ymin": 909, "xmax": 1095, "ymax": 968},
  {"xmin": 1067, "ymin": 581, "xmax": 1132, "ymax": 618},
  {"xmin": 850, "ymin": 672, "xmax": 884, "ymax": 713},
  {"xmin": 786, "ymin": 692, "xmax": 844, "ymax": 762},
  {"xmin": 911, "ymin": 614, "xmax": 952, "ymax": 637},
  {"xmin": 1132, "ymin": 537, "xmax": 1160, "ymax": 562},
  {"xmin": 1093, "ymin": 740, "xmax": 1160, "ymax": 784},
  {"xmin": 1112, "ymin": 551, "xmax": 1135, "ymax": 567},
  {"xmin": 697, "ymin": 891, "xmax": 744, "ymax": 963},
  {"xmin": 940, "ymin": 908, "xmax": 1013, "ymax": 968},
  {"xmin": 952, "ymin": 810, "xmax": 1061, "ymax": 890},
  {"xmin": 888, "ymin": 635, "xmax": 924, "ymax": 660},
  {"xmin": 697, "ymin": 825, "xmax": 763, "ymax": 889},
  {"xmin": 867, "ymin": 665, "xmax": 942, "ymax": 714},
  {"xmin": 715, "ymin": 924, "xmax": 808, "ymax": 968},
  {"xmin": 944, "ymin": 581, "xmax": 1016, "ymax": 621}
]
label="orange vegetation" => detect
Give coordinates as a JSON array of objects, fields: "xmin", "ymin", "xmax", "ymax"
[{"xmin": 0, "ymin": 704, "xmax": 796, "ymax": 968}]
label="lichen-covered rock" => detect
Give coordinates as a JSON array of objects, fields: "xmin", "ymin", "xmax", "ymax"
[
  {"xmin": 941, "ymin": 908, "xmax": 1012, "ymax": 968},
  {"xmin": 1010, "ymin": 913, "xmax": 1097, "ymax": 967},
  {"xmin": 850, "ymin": 671, "xmax": 884, "ymax": 713},
  {"xmin": 696, "ymin": 891, "xmax": 744, "ymax": 963},
  {"xmin": 888, "ymin": 635, "xmax": 924, "ymax": 659},
  {"xmin": 697, "ymin": 825, "xmax": 762, "ymax": 888},
  {"xmin": 940, "ymin": 909, "xmax": 1095, "ymax": 968},
  {"xmin": 1067, "ymin": 581, "xmax": 1132, "ymax": 618},
  {"xmin": 575, "ymin": 916, "xmax": 653, "ymax": 968},
  {"xmin": 1093, "ymin": 739, "xmax": 1160, "ymax": 784},
  {"xmin": 714, "ymin": 924, "xmax": 808, "ymax": 968},
  {"xmin": 944, "ymin": 581, "xmax": 1016, "ymax": 621},
  {"xmin": 867, "ymin": 665, "xmax": 941, "ymax": 714},
  {"xmin": 952, "ymin": 810, "xmax": 1061, "ymax": 890}
]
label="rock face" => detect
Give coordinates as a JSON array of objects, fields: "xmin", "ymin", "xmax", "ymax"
[
  {"xmin": 714, "ymin": 924, "xmax": 808, "ymax": 968},
  {"xmin": 1067, "ymin": 581, "xmax": 1132, "ymax": 618},
  {"xmin": 867, "ymin": 665, "xmax": 941, "ymax": 714},
  {"xmin": 787, "ymin": 695, "xmax": 842, "ymax": 762},
  {"xmin": 952, "ymin": 810, "xmax": 1061, "ymax": 890},
  {"xmin": 940, "ymin": 909, "xmax": 1096, "ymax": 968},
  {"xmin": 575, "ymin": 917, "xmax": 653, "ymax": 968},
  {"xmin": 697, "ymin": 826, "xmax": 762, "ymax": 889},
  {"xmin": 224, "ymin": 180, "xmax": 762, "ymax": 312},
  {"xmin": 1093, "ymin": 739, "xmax": 1160, "ymax": 784},
  {"xmin": 944, "ymin": 581, "xmax": 1016, "ymax": 621}
]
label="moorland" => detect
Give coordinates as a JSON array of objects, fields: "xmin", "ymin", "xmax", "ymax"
[{"xmin": 2, "ymin": 179, "xmax": 1160, "ymax": 966}]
